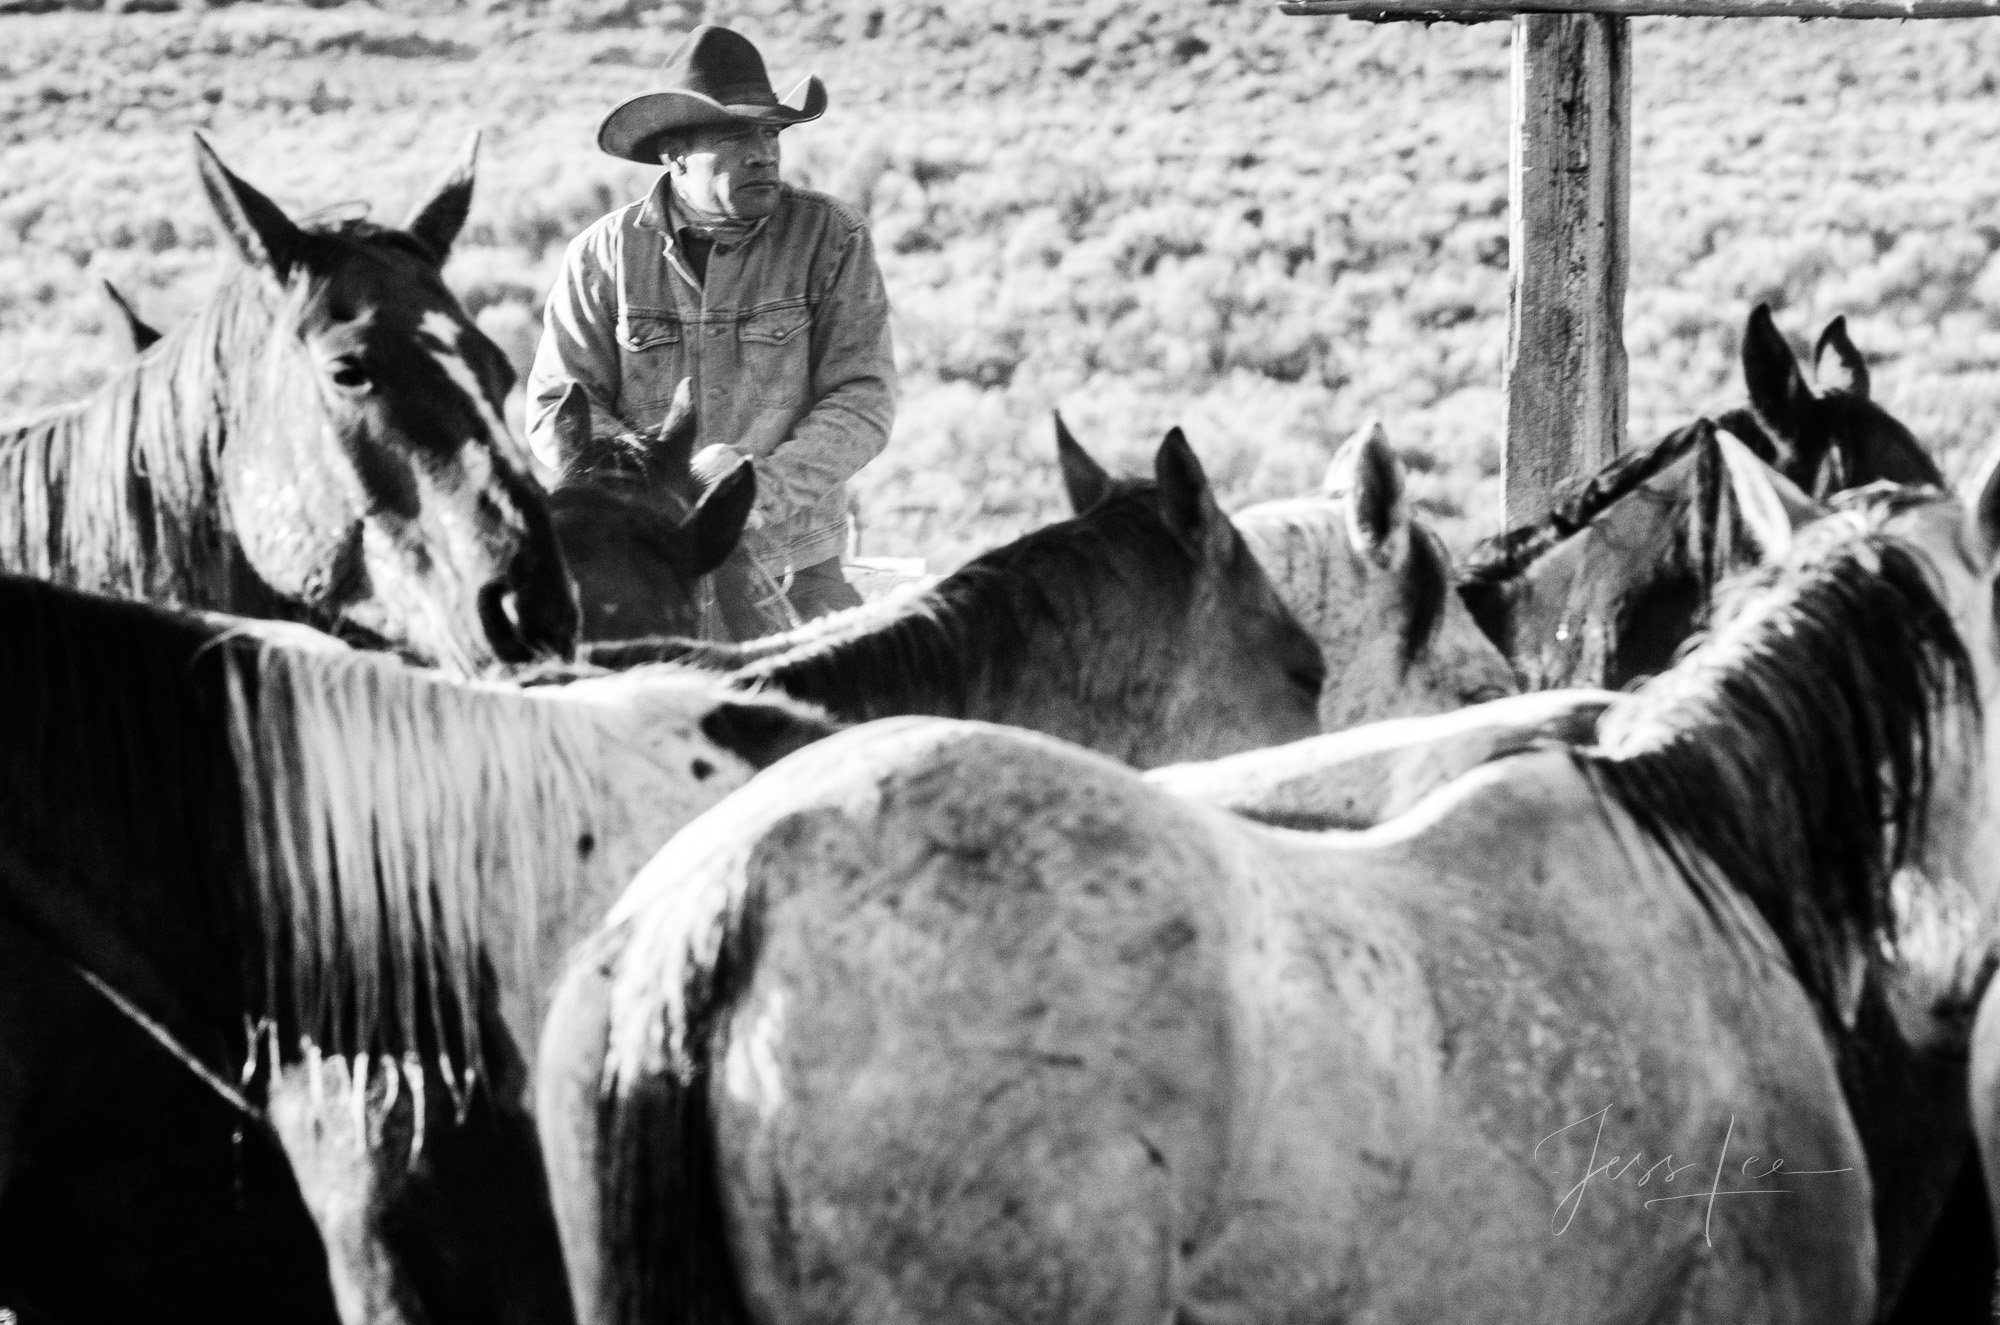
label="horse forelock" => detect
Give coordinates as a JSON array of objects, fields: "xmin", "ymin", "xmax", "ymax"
[
  {"xmin": 741, "ymin": 480, "xmax": 1192, "ymax": 723},
  {"xmin": 1585, "ymin": 502, "xmax": 1974, "ymax": 1018}
]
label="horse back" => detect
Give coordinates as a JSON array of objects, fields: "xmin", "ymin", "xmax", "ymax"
[{"xmin": 1188, "ymin": 752, "xmax": 1875, "ymax": 1323}]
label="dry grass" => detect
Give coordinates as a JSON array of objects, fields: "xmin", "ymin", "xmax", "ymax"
[{"xmin": 4, "ymin": 1, "xmax": 1999, "ymax": 566}]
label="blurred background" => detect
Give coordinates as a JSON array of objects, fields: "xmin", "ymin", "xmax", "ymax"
[{"xmin": 3, "ymin": 0, "xmax": 1999, "ymax": 565}]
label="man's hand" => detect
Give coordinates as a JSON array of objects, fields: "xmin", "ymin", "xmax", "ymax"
[{"xmin": 691, "ymin": 443, "xmax": 765, "ymax": 529}]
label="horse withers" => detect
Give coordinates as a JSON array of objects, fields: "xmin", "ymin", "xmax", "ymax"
[
  {"xmin": 539, "ymin": 455, "xmax": 2000, "ymax": 1324},
  {"xmin": 0, "ymin": 133, "xmax": 578, "ymax": 671}
]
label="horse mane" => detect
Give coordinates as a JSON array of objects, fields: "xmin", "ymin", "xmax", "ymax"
[
  {"xmin": 0, "ymin": 571, "xmax": 685, "ymax": 1093},
  {"xmin": 229, "ymin": 640, "xmax": 617, "ymax": 1091},
  {"xmin": 1582, "ymin": 495, "xmax": 1971, "ymax": 1014},
  {"xmin": 726, "ymin": 479, "xmax": 1194, "ymax": 721},
  {"xmin": 0, "ymin": 218, "xmax": 434, "ymax": 616},
  {"xmin": 1460, "ymin": 420, "xmax": 1716, "ymax": 592}
]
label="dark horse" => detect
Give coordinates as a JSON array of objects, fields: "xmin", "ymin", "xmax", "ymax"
[
  {"xmin": 0, "ymin": 574, "xmax": 573, "ymax": 1323},
  {"xmin": 0, "ymin": 134, "xmax": 578, "ymax": 672},
  {"xmin": 589, "ymin": 425, "xmax": 1328, "ymax": 769},
  {"xmin": 1460, "ymin": 305, "xmax": 1937, "ymax": 692},
  {"xmin": 544, "ymin": 379, "xmax": 755, "ymax": 641},
  {"xmin": 1718, "ymin": 304, "xmax": 1942, "ymax": 497},
  {"xmin": 1459, "ymin": 416, "xmax": 1813, "ymax": 691}
]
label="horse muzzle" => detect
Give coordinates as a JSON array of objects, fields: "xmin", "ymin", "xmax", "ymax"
[{"xmin": 479, "ymin": 544, "xmax": 581, "ymax": 664}]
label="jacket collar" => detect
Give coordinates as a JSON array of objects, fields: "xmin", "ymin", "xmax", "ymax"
[{"xmin": 639, "ymin": 174, "xmax": 777, "ymax": 252}]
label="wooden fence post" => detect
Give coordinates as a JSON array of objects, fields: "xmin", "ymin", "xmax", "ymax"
[{"xmin": 1504, "ymin": 13, "xmax": 1631, "ymax": 528}]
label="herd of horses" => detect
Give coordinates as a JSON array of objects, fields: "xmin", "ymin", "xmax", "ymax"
[{"xmin": 2, "ymin": 133, "xmax": 1997, "ymax": 1325}]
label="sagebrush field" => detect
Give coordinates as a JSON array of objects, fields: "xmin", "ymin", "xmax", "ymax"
[{"xmin": 4, "ymin": 0, "xmax": 1999, "ymax": 565}]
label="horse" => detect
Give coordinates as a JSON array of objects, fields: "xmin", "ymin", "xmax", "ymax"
[
  {"xmin": 538, "ymin": 461, "xmax": 2000, "ymax": 1324},
  {"xmin": 1152, "ymin": 418, "xmax": 1518, "ymax": 730},
  {"xmin": 1462, "ymin": 307, "xmax": 1938, "ymax": 694},
  {"xmin": 0, "ymin": 572, "xmax": 832, "ymax": 1322},
  {"xmin": 1719, "ymin": 304, "xmax": 1942, "ymax": 498},
  {"xmin": 588, "ymin": 425, "xmax": 1326, "ymax": 769},
  {"xmin": 543, "ymin": 379, "xmax": 755, "ymax": 642},
  {"xmin": 0, "ymin": 133, "xmax": 579, "ymax": 672},
  {"xmin": 1459, "ymin": 418, "xmax": 1816, "ymax": 692}
]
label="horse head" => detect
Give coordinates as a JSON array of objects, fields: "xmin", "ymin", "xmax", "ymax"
[
  {"xmin": 1719, "ymin": 303, "xmax": 1941, "ymax": 498},
  {"xmin": 1461, "ymin": 418, "xmax": 1819, "ymax": 692},
  {"xmin": 193, "ymin": 132, "xmax": 579, "ymax": 670},
  {"xmin": 1051, "ymin": 417, "xmax": 1324, "ymax": 761},
  {"xmin": 545, "ymin": 380, "xmax": 754, "ymax": 641},
  {"xmin": 1230, "ymin": 422, "xmax": 1517, "ymax": 732}
]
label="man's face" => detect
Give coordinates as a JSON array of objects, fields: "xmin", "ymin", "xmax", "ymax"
[{"xmin": 664, "ymin": 123, "xmax": 783, "ymax": 221}]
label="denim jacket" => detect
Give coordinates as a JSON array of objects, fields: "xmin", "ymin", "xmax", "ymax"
[{"xmin": 527, "ymin": 178, "xmax": 896, "ymax": 572}]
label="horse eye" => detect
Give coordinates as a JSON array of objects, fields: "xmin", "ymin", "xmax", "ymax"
[
  {"xmin": 329, "ymin": 359, "xmax": 371, "ymax": 392},
  {"xmin": 1290, "ymin": 665, "xmax": 1325, "ymax": 696}
]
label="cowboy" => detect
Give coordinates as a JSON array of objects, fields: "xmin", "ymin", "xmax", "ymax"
[{"xmin": 527, "ymin": 24, "xmax": 894, "ymax": 635}]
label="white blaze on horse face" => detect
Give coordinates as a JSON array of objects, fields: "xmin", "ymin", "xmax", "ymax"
[
  {"xmin": 723, "ymin": 988, "xmax": 790, "ymax": 1123},
  {"xmin": 418, "ymin": 309, "xmax": 531, "ymax": 472}
]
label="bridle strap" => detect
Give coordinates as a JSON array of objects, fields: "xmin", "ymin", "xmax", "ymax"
[{"xmin": 70, "ymin": 964, "xmax": 263, "ymax": 1125}]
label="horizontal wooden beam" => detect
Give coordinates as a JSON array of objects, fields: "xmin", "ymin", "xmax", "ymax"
[{"xmin": 1282, "ymin": 0, "xmax": 2000, "ymax": 17}]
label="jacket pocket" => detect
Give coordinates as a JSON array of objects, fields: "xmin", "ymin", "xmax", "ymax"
[
  {"xmin": 617, "ymin": 312, "xmax": 686, "ymax": 418},
  {"xmin": 738, "ymin": 306, "xmax": 812, "ymax": 409}
]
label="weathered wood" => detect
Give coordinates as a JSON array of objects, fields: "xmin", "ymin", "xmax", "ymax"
[
  {"xmin": 1503, "ymin": 12, "xmax": 1629, "ymax": 528},
  {"xmin": 1282, "ymin": 0, "xmax": 2000, "ymax": 18}
]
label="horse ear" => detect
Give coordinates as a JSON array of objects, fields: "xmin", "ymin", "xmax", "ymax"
[
  {"xmin": 651, "ymin": 378, "xmax": 699, "ymax": 489},
  {"xmin": 1814, "ymin": 315, "xmax": 1870, "ymax": 399},
  {"xmin": 687, "ymin": 459, "xmax": 756, "ymax": 578},
  {"xmin": 550, "ymin": 382, "xmax": 594, "ymax": 472},
  {"xmin": 1153, "ymin": 427, "xmax": 1232, "ymax": 564},
  {"xmin": 1054, "ymin": 413, "xmax": 1112, "ymax": 514},
  {"xmin": 1714, "ymin": 422, "xmax": 1815, "ymax": 564},
  {"xmin": 1810, "ymin": 445, "xmax": 1848, "ymax": 501},
  {"xmin": 99, "ymin": 279, "xmax": 160, "ymax": 354},
  {"xmin": 1327, "ymin": 420, "xmax": 1411, "ymax": 569},
  {"xmin": 193, "ymin": 133, "xmax": 305, "ymax": 284},
  {"xmin": 401, "ymin": 129, "xmax": 480, "ymax": 267},
  {"xmin": 1963, "ymin": 441, "xmax": 2000, "ymax": 563},
  {"xmin": 1742, "ymin": 303, "xmax": 1816, "ymax": 439}
]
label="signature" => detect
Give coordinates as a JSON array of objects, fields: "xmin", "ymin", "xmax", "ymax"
[{"xmin": 1533, "ymin": 1105, "xmax": 1855, "ymax": 1245}]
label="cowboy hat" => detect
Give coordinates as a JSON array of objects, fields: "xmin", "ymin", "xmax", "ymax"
[{"xmin": 598, "ymin": 26, "xmax": 826, "ymax": 164}]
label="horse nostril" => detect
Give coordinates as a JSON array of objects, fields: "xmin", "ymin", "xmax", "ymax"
[{"xmin": 477, "ymin": 578, "xmax": 534, "ymax": 664}]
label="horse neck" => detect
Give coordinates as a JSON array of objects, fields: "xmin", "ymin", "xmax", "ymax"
[
  {"xmin": 0, "ymin": 285, "xmax": 282, "ymax": 613},
  {"xmin": 745, "ymin": 536, "xmax": 1175, "ymax": 762},
  {"xmin": 1585, "ymin": 525, "xmax": 1970, "ymax": 1029},
  {"xmin": 0, "ymin": 578, "xmax": 251, "ymax": 1053}
]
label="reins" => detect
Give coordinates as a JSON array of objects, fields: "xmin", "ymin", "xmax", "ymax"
[{"xmin": 67, "ymin": 962, "xmax": 266, "ymax": 1126}]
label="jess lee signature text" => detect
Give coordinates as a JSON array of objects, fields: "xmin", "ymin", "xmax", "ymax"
[{"xmin": 1533, "ymin": 1105, "xmax": 1855, "ymax": 1245}]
